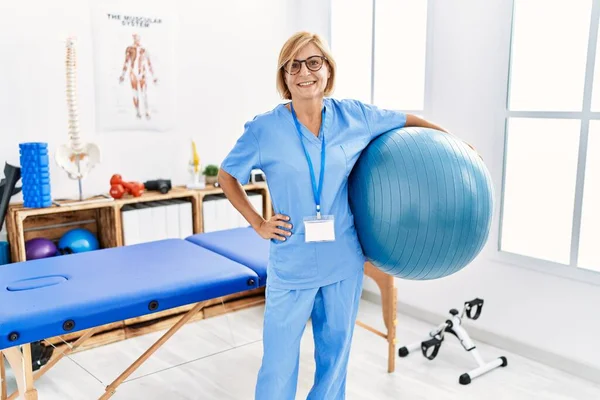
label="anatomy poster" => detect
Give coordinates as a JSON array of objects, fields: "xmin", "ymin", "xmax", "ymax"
[{"xmin": 91, "ymin": 2, "xmax": 176, "ymax": 132}]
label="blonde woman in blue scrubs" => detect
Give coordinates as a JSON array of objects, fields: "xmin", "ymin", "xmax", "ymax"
[{"xmin": 218, "ymin": 32, "xmax": 452, "ymax": 399}]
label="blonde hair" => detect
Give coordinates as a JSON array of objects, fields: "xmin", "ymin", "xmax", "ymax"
[{"xmin": 276, "ymin": 32, "xmax": 337, "ymax": 100}]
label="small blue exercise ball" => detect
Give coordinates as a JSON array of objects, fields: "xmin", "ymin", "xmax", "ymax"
[
  {"xmin": 58, "ymin": 228, "xmax": 99, "ymax": 255},
  {"xmin": 348, "ymin": 127, "xmax": 494, "ymax": 280}
]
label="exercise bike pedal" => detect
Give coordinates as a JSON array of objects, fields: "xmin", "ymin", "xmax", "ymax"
[
  {"xmin": 465, "ymin": 298, "xmax": 484, "ymax": 320},
  {"xmin": 398, "ymin": 346, "xmax": 410, "ymax": 357},
  {"xmin": 421, "ymin": 337, "xmax": 443, "ymax": 360}
]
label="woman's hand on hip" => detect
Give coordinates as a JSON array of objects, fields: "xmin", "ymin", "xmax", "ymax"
[{"xmin": 255, "ymin": 214, "xmax": 293, "ymax": 241}]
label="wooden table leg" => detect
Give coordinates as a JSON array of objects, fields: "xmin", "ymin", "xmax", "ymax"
[
  {"xmin": 3, "ymin": 329, "xmax": 100, "ymax": 400},
  {"xmin": 363, "ymin": 262, "xmax": 397, "ymax": 373},
  {"xmin": 1, "ymin": 351, "xmax": 7, "ymax": 400},
  {"xmin": 3, "ymin": 345, "xmax": 38, "ymax": 400},
  {"xmin": 99, "ymin": 300, "xmax": 207, "ymax": 399}
]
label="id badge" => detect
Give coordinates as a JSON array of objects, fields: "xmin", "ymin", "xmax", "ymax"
[{"xmin": 304, "ymin": 215, "xmax": 335, "ymax": 242}]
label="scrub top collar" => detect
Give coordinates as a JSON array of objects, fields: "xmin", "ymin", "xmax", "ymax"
[{"xmin": 281, "ymin": 98, "xmax": 331, "ymax": 146}]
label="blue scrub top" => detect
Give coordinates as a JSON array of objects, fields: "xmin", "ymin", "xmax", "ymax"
[{"xmin": 220, "ymin": 98, "xmax": 406, "ymax": 290}]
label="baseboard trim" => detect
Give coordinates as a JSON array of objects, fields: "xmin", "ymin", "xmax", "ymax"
[{"xmin": 362, "ymin": 289, "xmax": 600, "ymax": 385}]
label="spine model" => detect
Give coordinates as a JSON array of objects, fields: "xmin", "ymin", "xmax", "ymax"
[
  {"xmin": 54, "ymin": 36, "xmax": 101, "ymax": 200},
  {"xmin": 65, "ymin": 37, "xmax": 84, "ymax": 158}
]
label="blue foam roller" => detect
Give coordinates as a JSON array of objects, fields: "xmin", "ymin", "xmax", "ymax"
[
  {"xmin": 19, "ymin": 142, "xmax": 52, "ymax": 208},
  {"xmin": 348, "ymin": 127, "xmax": 494, "ymax": 280}
]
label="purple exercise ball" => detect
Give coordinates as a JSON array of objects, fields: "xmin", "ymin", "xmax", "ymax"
[{"xmin": 25, "ymin": 238, "xmax": 58, "ymax": 260}]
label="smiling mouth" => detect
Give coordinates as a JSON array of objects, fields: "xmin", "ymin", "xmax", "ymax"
[{"xmin": 298, "ymin": 81, "xmax": 316, "ymax": 87}]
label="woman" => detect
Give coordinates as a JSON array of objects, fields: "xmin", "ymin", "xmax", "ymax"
[{"xmin": 218, "ymin": 31, "xmax": 469, "ymax": 399}]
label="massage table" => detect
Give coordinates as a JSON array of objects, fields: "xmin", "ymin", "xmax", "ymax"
[{"xmin": 0, "ymin": 227, "xmax": 396, "ymax": 399}]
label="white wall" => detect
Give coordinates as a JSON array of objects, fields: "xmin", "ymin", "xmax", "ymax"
[
  {"xmin": 0, "ymin": 0, "xmax": 296, "ymax": 243},
  {"xmin": 288, "ymin": 0, "xmax": 331, "ymax": 40},
  {"xmin": 292, "ymin": 0, "xmax": 600, "ymax": 381}
]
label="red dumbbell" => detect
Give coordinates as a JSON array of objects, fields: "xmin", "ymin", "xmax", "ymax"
[{"xmin": 109, "ymin": 174, "xmax": 145, "ymax": 199}]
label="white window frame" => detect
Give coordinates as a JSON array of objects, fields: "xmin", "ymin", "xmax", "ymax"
[
  {"xmin": 495, "ymin": 0, "xmax": 600, "ymax": 286},
  {"xmin": 328, "ymin": 0, "xmax": 434, "ymax": 116}
]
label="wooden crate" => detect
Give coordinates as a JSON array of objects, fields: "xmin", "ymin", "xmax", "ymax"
[
  {"xmin": 5, "ymin": 186, "xmax": 201, "ymax": 263},
  {"xmin": 5, "ymin": 183, "xmax": 270, "ymax": 263}
]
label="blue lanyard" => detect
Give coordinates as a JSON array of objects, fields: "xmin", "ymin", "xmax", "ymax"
[{"xmin": 290, "ymin": 102, "xmax": 326, "ymax": 218}]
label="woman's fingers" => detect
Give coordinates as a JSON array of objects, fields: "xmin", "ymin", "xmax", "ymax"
[
  {"xmin": 274, "ymin": 228, "xmax": 291, "ymax": 237},
  {"xmin": 273, "ymin": 214, "xmax": 290, "ymax": 222},
  {"xmin": 268, "ymin": 223, "xmax": 292, "ymax": 240},
  {"xmin": 271, "ymin": 214, "xmax": 292, "ymax": 229},
  {"xmin": 276, "ymin": 222, "xmax": 293, "ymax": 230},
  {"xmin": 264, "ymin": 214, "xmax": 293, "ymax": 241},
  {"xmin": 271, "ymin": 230, "xmax": 287, "ymax": 241}
]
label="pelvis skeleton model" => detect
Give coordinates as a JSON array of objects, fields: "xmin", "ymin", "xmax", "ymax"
[{"xmin": 55, "ymin": 37, "xmax": 100, "ymax": 180}]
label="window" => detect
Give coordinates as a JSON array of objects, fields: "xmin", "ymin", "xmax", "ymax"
[
  {"xmin": 330, "ymin": 0, "xmax": 429, "ymax": 113},
  {"xmin": 330, "ymin": 0, "xmax": 373, "ymax": 104},
  {"xmin": 500, "ymin": 0, "xmax": 600, "ymax": 273}
]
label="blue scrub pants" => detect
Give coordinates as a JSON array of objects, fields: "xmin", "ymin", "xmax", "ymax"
[{"xmin": 255, "ymin": 269, "xmax": 364, "ymax": 399}]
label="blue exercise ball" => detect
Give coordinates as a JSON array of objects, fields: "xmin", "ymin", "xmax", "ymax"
[
  {"xmin": 348, "ymin": 127, "xmax": 494, "ymax": 280},
  {"xmin": 58, "ymin": 228, "xmax": 99, "ymax": 254}
]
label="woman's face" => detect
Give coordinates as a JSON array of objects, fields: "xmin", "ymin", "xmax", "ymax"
[{"xmin": 284, "ymin": 43, "xmax": 330, "ymax": 102}]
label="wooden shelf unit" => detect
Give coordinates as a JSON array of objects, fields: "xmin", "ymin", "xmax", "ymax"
[{"xmin": 5, "ymin": 183, "xmax": 271, "ymax": 263}]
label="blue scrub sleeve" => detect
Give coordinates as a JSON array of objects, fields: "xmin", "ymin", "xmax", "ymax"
[
  {"xmin": 358, "ymin": 102, "xmax": 407, "ymax": 140},
  {"xmin": 220, "ymin": 122, "xmax": 261, "ymax": 185}
]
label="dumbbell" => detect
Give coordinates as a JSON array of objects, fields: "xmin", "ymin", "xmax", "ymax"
[{"xmin": 109, "ymin": 174, "xmax": 144, "ymax": 199}]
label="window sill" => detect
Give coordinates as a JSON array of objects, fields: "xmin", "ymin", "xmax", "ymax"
[{"xmin": 486, "ymin": 249, "xmax": 600, "ymax": 287}]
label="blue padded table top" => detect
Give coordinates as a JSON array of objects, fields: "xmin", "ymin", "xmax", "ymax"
[
  {"xmin": 0, "ymin": 239, "xmax": 259, "ymax": 350},
  {"xmin": 186, "ymin": 227, "xmax": 269, "ymax": 286}
]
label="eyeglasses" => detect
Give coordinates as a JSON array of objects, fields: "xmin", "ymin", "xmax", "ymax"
[{"xmin": 283, "ymin": 56, "xmax": 328, "ymax": 75}]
